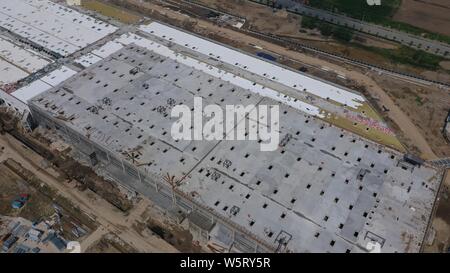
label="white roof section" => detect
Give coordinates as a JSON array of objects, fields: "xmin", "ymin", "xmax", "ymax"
[
  {"xmin": 115, "ymin": 32, "xmax": 142, "ymax": 45},
  {"xmin": 0, "ymin": 88, "xmax": 30, "ymax": 114},
  {"xmin": 0, "ymin": 0, "xmax": 117, "ymax": 56},
  {"xmin": 11, "ymin": 79, "xmax": 51, "ymax": 102},
  {"xmin": 0, "ymin": 59, "xmax": 28, "ymax": 85},
  {"xmin": 91, "ymin": 40, "xmax": 124, "ymax": 58},
  {"xmin": 0, "ymin": 36, "xmax": 51, "ymax": 73},
  {"xmin": 40, "ymin": 66, "xmax": 77, "ymax": 86},
  {"xmin": 75, "ymin": 39, "xmax": 126, "ymax": 68},
  {"xmin": 11, "ymin": 65, "xmax": 76, "ymax": 102},
  {"xmin": 140, "ymin": 22, "xmax": 365, "ymax": 109},
  {"xmin": 74, "ymin": 53, "xmax": 102, "ymax": 68}
]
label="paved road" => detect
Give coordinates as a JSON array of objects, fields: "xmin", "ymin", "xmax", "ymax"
[{"xmin": 252, "ymin": 0, "xmax": 450, "ymax": 58}]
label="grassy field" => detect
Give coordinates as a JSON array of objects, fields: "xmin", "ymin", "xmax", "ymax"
[
  {"xmin": 81, "ymin": 0, "xmax": 141, "ymax": 24},
  {"xmin": 358, "ymin": 44, "xmax": 445, "ymax": 70}
]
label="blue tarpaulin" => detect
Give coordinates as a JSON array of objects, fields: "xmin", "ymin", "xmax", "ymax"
[{"xmin": 256, "ymin": 52, "xmax": 276, "ymax": 62}]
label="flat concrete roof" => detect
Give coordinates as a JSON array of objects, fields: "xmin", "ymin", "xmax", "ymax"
[
  {"xmin": 0, "ymin": 59, "xmax": 28, "ymax": 86},
  {"xmin": 0, "ymin": 0, "xmax": 117, "ymax": 56},
  {"xmin": 0, "ymin": 35, "xmax": 51, "ymax": 86},
  {"xmin": 29, "ymin": 29, "xmax": 442, "ymax": 253},
  {"xmin": 141, "ymin": 22, "xmax": 365, "ymax": 109},
  {"xmin": 0, "ymin": 36, "xmax": 50, "ymax": 74},
  {"xmin": 11, "ymin": 66, "xmax": 76, "ymax": 102}
]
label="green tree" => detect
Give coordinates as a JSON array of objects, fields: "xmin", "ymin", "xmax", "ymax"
[
  {"xmin": 333, "ymin": 26, "xmax": 353, "ymax": 42},
  {"xmin": 319, "ymin": 23, "xmax": 334, "ymax": 37},
  {"xmin": 301, "ymin": 16, "xmax": 318, "ymax": 29}
]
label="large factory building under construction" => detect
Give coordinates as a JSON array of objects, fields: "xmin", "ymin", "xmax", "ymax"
[{"xmin": 27, "ymin": 22, "xmax": 443, "ymax": 253}]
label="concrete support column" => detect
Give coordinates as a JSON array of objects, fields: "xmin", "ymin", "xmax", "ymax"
[
  {"xmin": 137, "ymin": 170, "xmax": 142, "ymax": 183},
  {"xmin": 120, "ymin": 159, "xmax": 125, "ymax": 172},
  {"xmin": 229, "ymin": 229, "xmax": 236, "ymax": 253}
]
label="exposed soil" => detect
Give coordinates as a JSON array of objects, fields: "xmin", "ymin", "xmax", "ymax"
[
  {"xmin": 86, "ymin": 232, "xmax": 137, "ymax": 253},
  {"xmin": 369, "ymin": 75, "xmax": 450, "ymax": 158},
  {"xmin": 81, "ymin": 0, "xmax": 141, "ymax": 24},
  {"xmin": 0, "ymin": 159, "xmax": 97, "ymax": 242},
  {"xmin": 439, "ymin": 61, "xmax": 450, "ymax": 70},
  {"xmin": 0, "ymin": 130, "xmax": 178, "ymax": 253},
  {"xmin": 352, "ymin": 33, "xmax": 400, "ymax": 50},
  {"xmin": 146, "ymin": 218, "xmax": 202, "ymax": 253},
  {"xmin": 0, "ymin": 163, "xmax": 54, "ymax": 222},
  {"xmin": 424, "ymin": 171, "xmax": 450, "ymax": 253},
  {"xmin": 393, "ymin": 0, "xmax": 450, "ymax": 37}
]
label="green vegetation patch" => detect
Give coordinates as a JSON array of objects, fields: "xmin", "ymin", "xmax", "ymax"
[
  {"xmin": 383, "ymin": 21, "xmax": 450, "ymax": 45},
  {"xmin": 302, "ymin": 17, "xmax": 353, "ymax": 42},
  {"xmin": 359, "ymin": 45, "xmax": 444, "ymax": 70}
]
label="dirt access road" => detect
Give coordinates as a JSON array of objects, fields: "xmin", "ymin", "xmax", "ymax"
[
  {"xmin": 114, "ymin": 0, "xmax": 437, "ymax": 159},
  {"xmin": 0, "ymin": 133, "xmax": 178, "ymax": 253}
]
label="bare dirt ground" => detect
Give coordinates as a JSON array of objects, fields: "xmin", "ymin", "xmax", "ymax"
[
  {"xmin": 214, "ymin": 1, "xmax": 302, "ymax": 36},
  {"xmin": 439, "ymin": 61, "xmax": 450, "ymax": 70},
  {"xmin": 0, "ymin": 163, "xmax": 54, "ymax": 221},
  {"xmin": 368, "ymin": 74, "xmax": 450, "ymax": 158},
  {"xmin": 424, "ymin": 171, "xmax": 450, "ymax": 253},
  {"xmin": 393, "ymin": 0, "xmax": 450, "ymax": 36},
  {"xmin": 81, "ymin": 0, "xmax": 141, "ymax": 24},
  {"xmin": 0, "ymin": 133, "xmax": 178, "ymax": 253},
  {"xmin": 86, "ymin": 231, "xmax": 137, "ymax": 253},
  {"xmin": 353, "ymin": 33, "xmax": 399, "ymax": 50}
]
